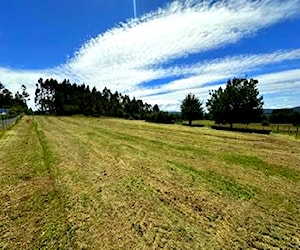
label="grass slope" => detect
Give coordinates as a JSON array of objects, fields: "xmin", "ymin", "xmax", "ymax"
[{"xmin": 1, "ymin": 116, "xmax": 299, "ymax": 249}]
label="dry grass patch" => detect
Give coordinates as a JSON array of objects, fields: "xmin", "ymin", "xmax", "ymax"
[{"xmin": 1, "ymin": 116, "xmax": 299, "ymax": 249}]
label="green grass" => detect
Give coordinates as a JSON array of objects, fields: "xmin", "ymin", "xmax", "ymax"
[
  {"xmin": 1, "ymin": 116, "xmax": 299, "ymax": 249},
  {"xmin": 234, "ymin": 123, "xmax": 299, "ymax": 136},
  {"xmin": 224, "ymin": 154, "xmax": 300, "ymax": 182},
  {"xmin": 0, "ymin": 117, "xmax": 76, "ymax": 249},
  {"xmin": 168, "ymin": 160, "xmax": 258, "ymax": 200},
  {"xmin": 184, "ymin": 120, "xmax": 300, "ymax": 137}
]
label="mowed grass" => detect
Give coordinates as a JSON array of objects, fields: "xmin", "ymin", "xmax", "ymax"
[
  {"xmin": 0, "ymin": 116, "xmax": 299, "ymax": 249},
  {"xmin": 188, "ymin": 120, "xmax": 300, "ymax": 137}
]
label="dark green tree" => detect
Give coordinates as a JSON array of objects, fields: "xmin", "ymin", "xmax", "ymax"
[
  {"xmin": 269, "ymin": 109, "xmax": 300, "ymax": 125},
  {"xmin": 292, "ymin": 112, "xmax": 300, "ymax": 127},
  {"xmin": 33, "ymin": 78, "xmax": 160, "ymax": 120},
  {"xmin": 153, "ymin": 104, "xmax": 160, "ymax": 113},
  {"xmin": 181, "ymin": 93, "xmax": 203, "ymax": 126},
  {"xmin": 207, "ymin": 78, "xmax": 264, "ymax": 128},
  {"xmin": 0, "ymin": 82, "xmax": 29, "ymax": 114}
]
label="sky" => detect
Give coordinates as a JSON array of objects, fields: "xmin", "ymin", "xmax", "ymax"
[{"xmin": 0, "ymin": 0, "xmax": 300, "ymax": 111}]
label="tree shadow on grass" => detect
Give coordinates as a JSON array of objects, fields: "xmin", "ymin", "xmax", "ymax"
[
  {"xmin": 211, "ymin": 125, "xmax": 271, "ymax": 135},
  {"xmin": 182, "ymin": 123, "xmax": 205, "ymax": 128}
]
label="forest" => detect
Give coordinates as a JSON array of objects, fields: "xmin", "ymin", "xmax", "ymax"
[{"xmin": 34, "ymin": 78, "xmax": 178, "ymax": 123}]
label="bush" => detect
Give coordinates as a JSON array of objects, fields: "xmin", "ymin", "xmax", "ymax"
[
  {"xmin": 145, "ymin": 111, "xmax": 175, "ymax": 124},
  {"xmin": 211, "ymin": 125, "xmax": 271, "ymax": 134}
]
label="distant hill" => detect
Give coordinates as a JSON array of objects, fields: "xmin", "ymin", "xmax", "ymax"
[
  {"xmin": 263, "ymin": 109, "xmax": 273, "ymax": 115},
  {"xmin": 264, "ymin": 107, "xmax": 300, "ymax": 115},
  {"xmin": 168, "ymin": 111, "xmax": 181, "ymax": 115},
  {"xmin": 294, "ymin": 107, "xmax": 300, "ymax": 112}
]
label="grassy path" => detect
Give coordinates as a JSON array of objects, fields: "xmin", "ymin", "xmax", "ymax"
[
  {"xmin": 0, "ymin": 116, "xmax": 299, "ymax": 249},
  {"xmin": 0, "ymin": 116, "xmax": 74, "ymax": 249}
]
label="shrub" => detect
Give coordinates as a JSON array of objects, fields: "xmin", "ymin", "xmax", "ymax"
[{"xmin": 261, "ymin": 120, "xmax": 269, "ymax": 126}]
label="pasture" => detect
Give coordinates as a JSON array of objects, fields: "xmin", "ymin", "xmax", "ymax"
[
  {"xmin": 0, "ymin": 116, "xmax": 299, "ymax": 249},
  {"xmin": 185, "ymin": 120, "xmax": 299, "ymax": 137}
]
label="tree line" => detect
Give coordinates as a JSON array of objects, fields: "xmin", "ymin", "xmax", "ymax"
[
  {"xmin": 1, "ymin": 76, "xmax": 299, "ymax": 127},
  {"xmin": 268, "ymin": 109, "xmax": 300, "ymax": 126},
  {"xmin": 0, "ymin": 82, "xmax": 30, "ymax": 116},
  {"xmin": 181, "ymin": 78, "xmax": 264, "ymax": 127},
  {"xmin": 180, "ymin": 77, "xmax": 299, "ymax": 127},
  {"xmin": 34, "ymin": 78, "xmax": 163, "ymax": 120}
]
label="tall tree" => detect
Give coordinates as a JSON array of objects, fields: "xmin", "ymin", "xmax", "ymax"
[
  {"xmin": 153, "ymin": 104, "xmax": 160, "ymax": 113},
  {"xmin": 181, "ymin": 93, "xmax": 203, "ymax": 126},
  {"xmin": 33, "ymin": 78, "xmax": 159, "ymax": 119},
  {"xmin": 0, "ymin": 82, "xmax": 29, "ymax": 114},
  {"xmin": 207, "ymin": 78, "xmax": 264, "ymax": 128}
]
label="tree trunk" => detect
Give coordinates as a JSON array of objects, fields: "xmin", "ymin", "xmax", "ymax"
[
  {"xmin": 230, "ymin": 123, "xmax": 233, "ymax": 129},
  {"xmin": 189, "ymin": 119, "xmax": 192, "ymax": 126}
]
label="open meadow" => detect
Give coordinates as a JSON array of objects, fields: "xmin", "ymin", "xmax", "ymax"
[
  {"xmin": 185, "ymin": 120, "xmax": 300, "ymax": 137},
  {"xmin": 0, "ymin": 116, "xmax": 299, "ymax": 249}
]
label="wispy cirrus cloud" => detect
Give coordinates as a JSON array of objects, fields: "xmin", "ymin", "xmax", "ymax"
[
  {"xmin": 1, "ymin": 0, "xmax": 300, "ymax": 110},
  {"xmin": 256, "ymin": 69, "xmax": 300, "ymax": 108},
  {"xmin": 66, "ymin": 0, "xmax": 300, "ymax": 89},
  {"xmin": 0, "ymin": 67, "xmax": 71, "ymax": 95},
  {"xmin": 257, "ymin": 69, "xmax": 300, "ymax": 94},
  {"xmin": 141, "ymin": 68, "xmax": 300, "ymax": 111},
  {"xmin": 133, "ymin": 49, "xmax": 300, "ymax": 95}
]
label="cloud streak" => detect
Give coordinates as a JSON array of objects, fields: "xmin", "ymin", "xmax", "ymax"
[
  {"xmin": 66, "ymin": 0, "xmax": 300, "ymax": 88},
  {"xmin": 133, "ymin": 49, "xmax": 300, "ymax": 97},
  {"xmin": 142, "ymin": 68, "xmax": 300, "ymax": 111},
  {"xmin": 1, "ymin": 0, "xmax": 300, "ymax": 110}
]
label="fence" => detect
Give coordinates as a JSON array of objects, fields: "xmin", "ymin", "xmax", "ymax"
[
  {"xmin": 189, "ymin": 120, "xmax": 300, "ymax": 138},
  {"xmin": 0, "ymin": 114, "xmax": 22, "ymax": 130}
]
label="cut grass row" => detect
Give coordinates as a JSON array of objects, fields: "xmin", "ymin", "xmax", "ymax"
[
  {"xmin": 1, "ymin": 116, "xmax": 299, "ymax": 249},
  {"xmin": 185, "ymin": 119, "xmax": 300, "ymax": 136},
  {"xmin": 0, "ymin": 117, "xmax": 75, "ymax": 249}
]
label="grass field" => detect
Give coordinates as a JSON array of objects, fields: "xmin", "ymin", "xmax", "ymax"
[
  {"xmin": 186, "ymin": 120, "xmax": 300, "ymax": 137},
  {"xmin": 0, "ymin": 116, "xmax": 300, "ymax": 249}
]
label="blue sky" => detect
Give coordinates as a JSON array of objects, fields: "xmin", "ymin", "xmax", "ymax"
[{"xmin": 0, "ymin": 0, "xmax": 300, "ymax": 111}]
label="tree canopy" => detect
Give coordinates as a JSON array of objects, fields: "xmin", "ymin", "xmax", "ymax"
[
  {"xmin": 269, "ymin": 108, "xmax": 300, "ymax": 126},
  {"xmin": 0, "ymin": 82, "xmax": 30, "ymax": 115},
  {"xmin": 180, "ymin": 93, "xmax": 203, "ymax": 126},
  {"xmin": 34, "ymin": 78, "xmax": 159, "ymax": 120},
  {"xmin": 206, "ymin": 78, "xmax": 264, "ymax": 127}
]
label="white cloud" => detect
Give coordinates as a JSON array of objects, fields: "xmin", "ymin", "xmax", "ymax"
[
  {"xmin": 256, "ymin": 69, "xmax": 300, "ymax": 93},
  {"xmin": 1, "ymin": 0, "xmax": 300, "ymax": 110},
  {"xmin": 0, "ymin": 67, "xmax": 70, "ymax": 108},
  {"xmin": 66, "ymin": 0, "xmax": 300, "ymax": 90},
  {"xmin": 143, "ymin": 68, "xmax": 300, "ymax": 111},
  {"xmin": 131, "ymin": 49, "xmax": 300, "ymax": 98}
]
